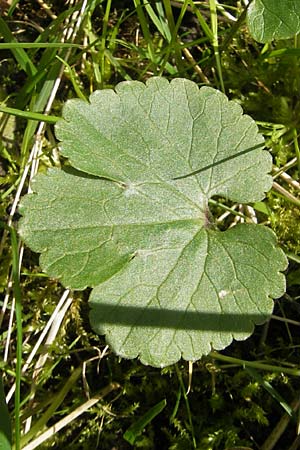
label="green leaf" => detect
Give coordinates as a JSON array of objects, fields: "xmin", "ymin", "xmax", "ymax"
[
  {"xmin": 19, "ymin": 78, "xmax": 287, "ymax": 367},
  {"xmin": 247, "ymin": 0, "xmax": 300, "ymax": 43},
  {"xmin": 123, "ymin": 399, "xmax": 166, "ymax": 445},
  {"xmin": 89, "ymin": 224, "xmax": 286, "ymax": 366}
]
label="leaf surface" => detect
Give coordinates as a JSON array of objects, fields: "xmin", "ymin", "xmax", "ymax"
[
  {"xmin": 19, "ymin": 78, "xmax": 287, "ymax": 367},
  {"xmin": 247, "ymin": 0, "xmax": 300, "ymax": 43}
]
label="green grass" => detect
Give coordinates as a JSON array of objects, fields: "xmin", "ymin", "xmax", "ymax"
[{"xmin": 1, "ymin": 1, "xmax": 300, "ymax": 449}]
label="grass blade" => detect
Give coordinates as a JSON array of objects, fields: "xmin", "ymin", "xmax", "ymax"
[
  {"xmin": 0, "ymin": 43, "xmax": 82, "ymax": 49},
  {"xmin": 245, "ymin": 367, "xmax": 294, "ymax": 417},
  {"xmin": 10, "ymin": 227, "xmax": 22, "ymax": 450},
  {"xmin": 123, "ymin": 399, "xmax": 167, "ymax": 445},
  {"xmin": 0, "ymin": 106, "xmax": 60, "ymax": 123},
  {"xmin": 0, "ymin": 376, "xmax": 12, "ymax": 450},
  {"xmin": 209, "ymin": 0, "xmax": 225, "ymax": 92},
  {"xmin": 0, "ymin": 17, "xmax": 36, "ymax": 77}
]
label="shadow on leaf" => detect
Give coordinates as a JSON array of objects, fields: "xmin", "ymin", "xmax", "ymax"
[{"xmin": 90, "ymin": 303, "xmax": 269, "ymax": 332}]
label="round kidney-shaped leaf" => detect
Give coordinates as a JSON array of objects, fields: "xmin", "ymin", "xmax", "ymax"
[
  {"xmin": 19, "ymin": 78, "xmax": 287, "ymax": 367},
  {"xmin": 247, "ymin": 0, "xmax": 300, "ymax": 43}
]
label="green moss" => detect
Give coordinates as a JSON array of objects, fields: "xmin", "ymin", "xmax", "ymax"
[{"xmin": 269, "ymin": 194, "xmax": 300, "ymax": 254}]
